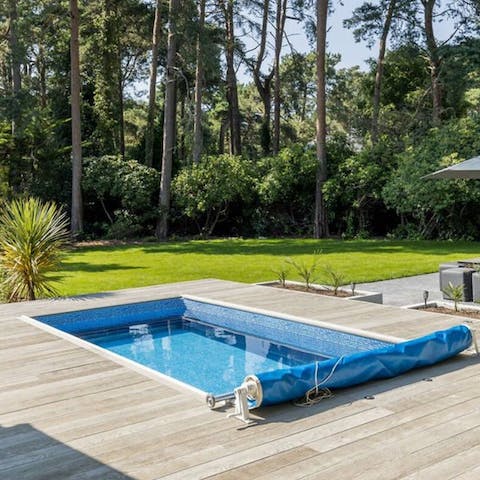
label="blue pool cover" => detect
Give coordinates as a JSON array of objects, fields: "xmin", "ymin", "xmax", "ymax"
[{"xmin": 253, "ymin": 324, "xmax": 472, "ymax": 407}]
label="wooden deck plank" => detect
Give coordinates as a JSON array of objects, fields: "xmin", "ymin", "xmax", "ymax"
[
  {"xmin": 399, "ymin": 443, "xmax": 480, "ymax": 480},
  {"xmin": 205, "ymin": 446, "xmax": 320, "ymax": 479},
  {"xmin": 1, "ymin": 279, "xmax": 479, "ymax": 479}
]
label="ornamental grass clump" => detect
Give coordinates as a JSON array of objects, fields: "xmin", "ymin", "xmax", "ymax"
[{"xmin": 0, "ymin": 198, "xmax": 69, "ymax": 302}]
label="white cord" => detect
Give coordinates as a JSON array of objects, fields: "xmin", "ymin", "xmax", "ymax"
[{"xmin": 293, "ymin": 356, "xmax": 344, "ymax": 407}]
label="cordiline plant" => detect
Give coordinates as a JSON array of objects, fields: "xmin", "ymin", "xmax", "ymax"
[{"xmin": 0, "ymin": 198, "xmax": 69, "ymax": 302}]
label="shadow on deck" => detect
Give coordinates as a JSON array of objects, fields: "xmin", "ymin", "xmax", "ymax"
[{"xmin": 0, "ymin": 424, "xmax": 135, "ymax": 480}]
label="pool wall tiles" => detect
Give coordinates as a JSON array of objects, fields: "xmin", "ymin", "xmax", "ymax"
[
  {"xmin": 35, "ymin": 297, "xmax": 391, "ymax": 356},
  {"xmin": 35, "ymin": 297, "xmax": 185, "ymax": 333},
  {"xmin": 182, "ymin": 299, "xmax": 390, "ymax": 357}
]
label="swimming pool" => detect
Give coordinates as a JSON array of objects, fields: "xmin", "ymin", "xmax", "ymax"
[
  {"xmin": 28, "ymin": 296, "xmax": 472, "ymax": 416},
  {"xmin": 77, "ymin": 318, "xmax": 328, "ymax": 395},
  {"xmin": 30, "ymin": 297, "xmax": 392, "ymax": 396}
]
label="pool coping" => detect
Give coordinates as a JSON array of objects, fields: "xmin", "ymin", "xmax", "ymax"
[{"xmin": 19, "ymin": 312, "xmax": 209, "ymax": 400}]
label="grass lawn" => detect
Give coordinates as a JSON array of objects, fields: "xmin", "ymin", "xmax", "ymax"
[{"xmin": 53, "ymin": 238, "xmax": 480, "ymax": 297}]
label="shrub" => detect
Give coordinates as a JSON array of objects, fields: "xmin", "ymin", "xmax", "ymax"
[
  {"xmin": 382, "ymin": 116, "xmax": 480, "ymax": 239},
  {"xmin": 254, "ymin": 145, "xmax": 317, "ymax": 236},
  {"xmin": 172, "ymin": 155, "xmax": 252, "ymax": 237},
  {"xmin": 0, "ymin": 198, "xmax": 69, "ymax": 301},
  {"xmin": 83, "ymin": 155, "xmax": 160, "ymax": 237}
]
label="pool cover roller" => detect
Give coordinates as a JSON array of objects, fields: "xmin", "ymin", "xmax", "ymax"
[{"xmin": 249, "ymin": 325, "xmax": 472, "ymax": 407}]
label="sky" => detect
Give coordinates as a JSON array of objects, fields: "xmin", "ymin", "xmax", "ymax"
[
  {"xmin": 326, "ymin": 1, "xmax": 374, "ymax": 69},
  {"xmin": 237, "ymin": 0, "xmax": 457, "ymax": 83},
  {"xmin": 289, "ymin": 1, "xmax": 373, "ymax": 68},
  {"xmin": 131, "ymin": 1, "xmax": 456, "ymax": 96},
  {"xmin": 236, "ymin": 1, "xmax": 380, "ymax": 84}
]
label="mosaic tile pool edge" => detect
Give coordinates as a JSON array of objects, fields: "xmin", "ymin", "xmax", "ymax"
[
  {"xmin": 35, "ymin": 297, "xmax": 391, "ymax": 357},
  {"xmin": 182, "ymin": 299, "xmax": 390, "ymax": 357},
  {"xmin": 35, "ymin": 297, "xmax": 185, "ymax": 333}
]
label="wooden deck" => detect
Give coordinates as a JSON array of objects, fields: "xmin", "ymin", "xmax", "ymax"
[{"xmin": 1, "ymin": 279, "xmax": 479, "ymax": 479}]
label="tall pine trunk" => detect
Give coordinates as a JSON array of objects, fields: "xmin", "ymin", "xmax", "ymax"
[
  {"xmin": 94, "ymin": 0, "xmax": 123, "ymax": 154},
  {"xmin": 422, "ymin": 0, "xmax": 442, "ymax": 126},
  {"xmin": 118, "ymin": 57, "xmax": 125, "ymax": 159},
  {"xmin": 272, "ymin": 0, "xmax": 287, "ymax": 154},
  {"xmin": 251, "ymin": 0, "xmax": 273, "ymax": 155},
  {"xmin": 8, "ymin": 0, "xmax": 21, "ymax": 135},
  {"xmin": 314, "ymin": 0, "xmax": 329, "ymax": 239},
  {"xmin": 37, "ymin": 45, "xmax": 47, "ymax": 108},
  {"xmin": 192, "ymin": 0, "xmax": 206, "ymax": 164},
  {"xmin": 371, "ymin": 0, "xmax": 396, "ymax": 144},
  {"xmin": 70, "ymin": 0, "xmax": 83, "ymax": 235},
  {"xmin": 156, "ymin": 0, "xmax": 179, "ymax": 240},
  {"xmin": 145, "ymin": 0, "xmax": 162, "ymax": 167},
  {"xmin": 223, "ymin": 0, "xmax": 241, "ymax": 155}
]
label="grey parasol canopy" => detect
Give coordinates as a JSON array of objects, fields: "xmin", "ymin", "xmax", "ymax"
[{"xmin": 423, "ymin": 156, "xmax": 480, "ymax": 179}]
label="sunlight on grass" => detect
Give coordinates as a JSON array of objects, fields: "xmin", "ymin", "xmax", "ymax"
[
  {"xmin": 51, "ymin": 239, "xmax": 480, "ymax": 295},
  {"xmin": 53, "ymin": 238, "xmax": 480, "ymax": 297}
]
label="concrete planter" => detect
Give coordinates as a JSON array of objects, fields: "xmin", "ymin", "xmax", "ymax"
[
  {"xmin": 473, "ymin": 272, "xmax": 480, "ymax": 303},
  {"xmin": 256, "ymin": 280, "xmax": 383, "ymax": 304},
  {"xmin": 440, "ymin": 267, "xmax": 475, "ymax": 302},
  {"xmin": 403, "ymin": 299, "xmax": 480, "ymax": 315}
]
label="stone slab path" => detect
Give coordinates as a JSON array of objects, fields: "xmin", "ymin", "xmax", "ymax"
[{"xmin": 358, "ymin": 272, "xmax": 443, "ymax": 307}]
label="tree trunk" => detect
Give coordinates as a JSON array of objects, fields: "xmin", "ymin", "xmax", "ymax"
[
  {"xmin": 27, "ymin": 281, "xmax": 35, "ymax": 301},
  {"xmin": 156, "ymin": 0, "xmax": 179, "ymax": 240},
  {"xmin": 70, "ymin": 0, "xmax": 83, "ymax": 235},
  {"xmin": 193, "ymin": 0, "xmax": 206, "ymax": 164},
  {"xmin": 37, "ymin": 45, "xmax": 47, "ymax": 108},
  {"xmin": 118, "ymin": 60, "xmax": 125, "ymax": 159},
  {"xmin": 260, "ymin": 84, "xmax": 273, "ymax": 155},
  {"xmin": 114, "ymin": 1, "xmax": 125, "ymax": 156},
  {"xmin": 371, "ymin": 0, "xmax": 396, "ymax": 144},
  {"xmin": 8, "ymin": 0, "xmax": 21, "ymax": 135},
  {"xmin": 179, "ymin": 93, "xmax": 186, "ymax": 162},
  {"xmin": 314, "ymin": 0, "xmax": 329, "ymax": 239},
  {"xmin": 422, "ymin": 0, "xmax": 442, "ymax": 126},
  {"xmin": 272, "ymin": 0, "xmax": 287, "ymax": 154},
  {"xmin": 218, "ymin": 118, "xmax": 227, "ymax": 153},
  {"xmin": 95, "ymin": 0, "xmax": 122, "ymax": 154},
  {"xmin": 222, "ymin": 0, "xmax": 241, "ymax": 155},
  {"xmin": 145, "ymin": 0, "xmax": 162, "ymax": 167},
  {"xmin": 251, "ymin": 0, "xmax": 273, "ymax": 155}
]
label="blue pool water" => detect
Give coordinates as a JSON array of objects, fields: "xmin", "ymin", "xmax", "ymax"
[
  {"xmin": 79, "ymin": 317, "xmax": 327, "ymax": 395},
  {"xmin": 34, "ymin": 297, "xmax": 393, "ymax": 396}
]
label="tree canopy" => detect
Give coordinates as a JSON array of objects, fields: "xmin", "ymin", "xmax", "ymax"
[{"xmin": 1, "ymin": 0, "xmax": 480, "ymax": 240}]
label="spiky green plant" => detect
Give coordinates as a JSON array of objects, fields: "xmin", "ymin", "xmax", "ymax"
[
  {"xmin": 286, "ymin": 251, "xmax": 322, "ymax": 290},
  {"xmin": 442, "ymin": 281, "xmax": 464, "ymax": 312},
  {"xmin": 323, "ymin": 264, "xmax": 347, "ymax": 296},
  {"xmin": 0, "ymin": 198, "xmax": 69, "ymax": 301},
  {"xmin": 272, "ymin": 263, "xmax": 289, "ymax": 287}
]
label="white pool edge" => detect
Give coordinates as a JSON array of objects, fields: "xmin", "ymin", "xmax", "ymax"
[{"xmin": 19, "ymin": 314, "xmax": 208, "ymax": 401}]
